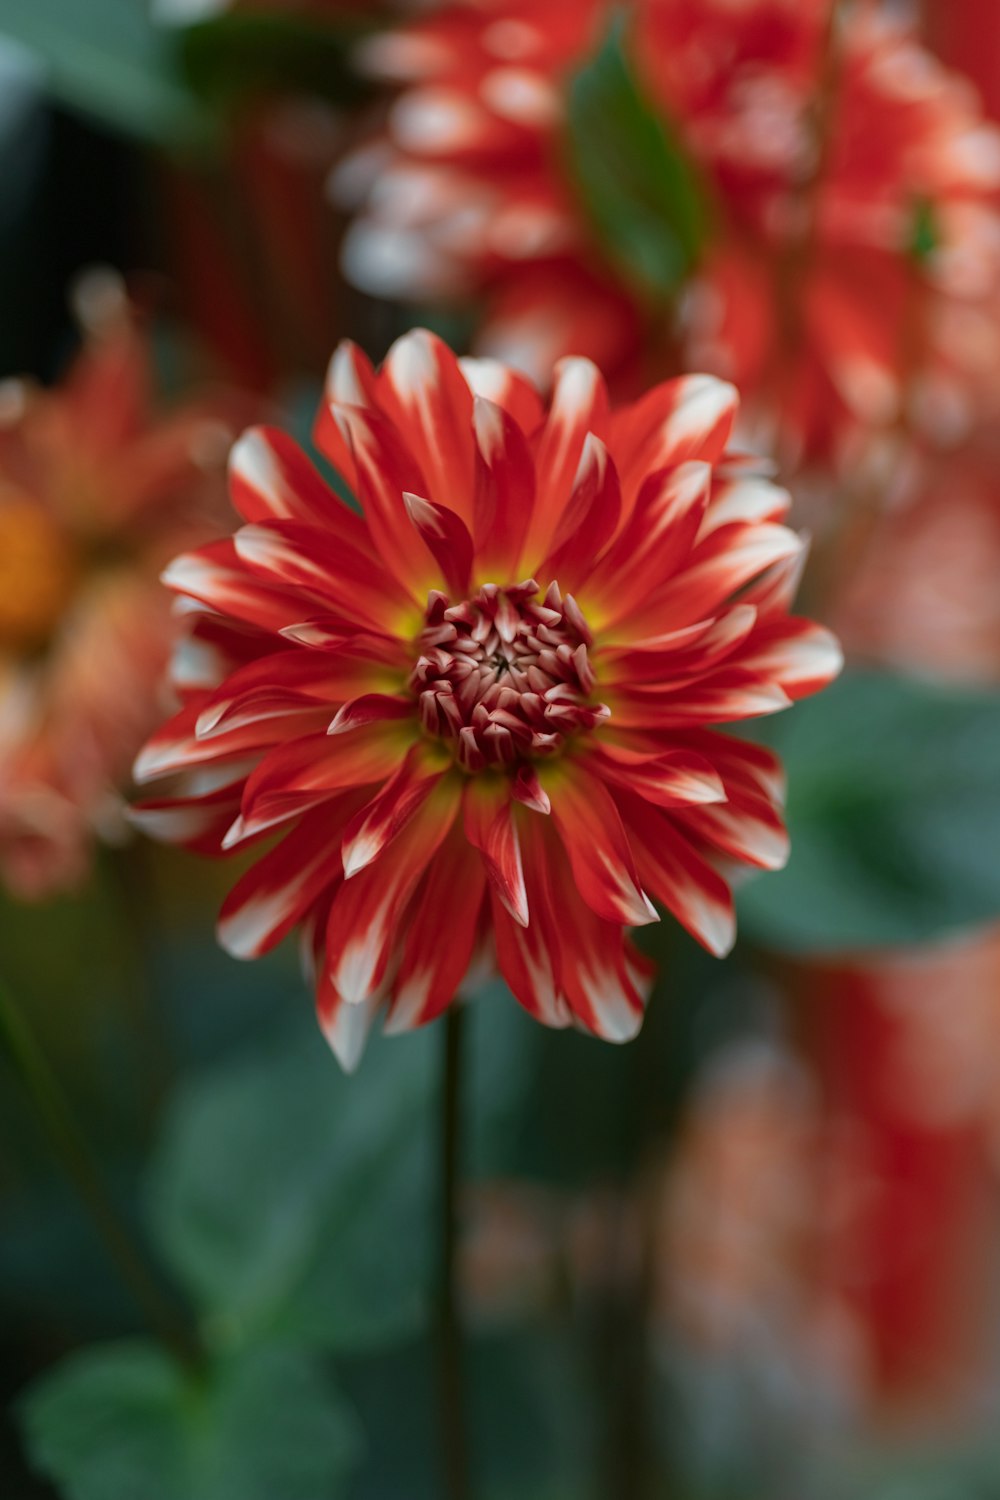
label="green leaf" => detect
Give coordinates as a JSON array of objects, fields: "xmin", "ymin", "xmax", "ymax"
[
  {"xmin": 909, "ymin": 196, "xmax": 940, "ymax": 263},
  {"xmin": 19, "ymin": 1341, "xmax": 360, "ymax": 1500},
  {"xmin": 178, "ymin": 11, "xmax": 372, "ymax": 111},
  {"xmin": 0, "ymin": 0, "xmax": 209, "ymax": 145},
  {"xmin": 738, "ymin": 670, "xmax": 1000, "ymax": 952},
  {"xmin": 564, "ymin": 17, "xmax": 707, "ymax": 303},
  {"xmin": 146, "ymin": 1018, "xmax": 435, "ymax": 1352}
]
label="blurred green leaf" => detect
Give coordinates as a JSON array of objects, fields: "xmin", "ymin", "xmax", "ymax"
[
  {"xmin": 0, "ymin": 0, "xmax": 209, "ymax": 145},
  {"xmin": 146, "ymin": 1018, "xmax": 435, "ymax": 1352},
  {"xmin": 178, "ymin": 11, "xmax": 371, "ymax": 111},
  {"xmin": 804, "ymin": 1435, "xmax": 1000, "ymax": 1500},
  {"xmin": 19, "ymin": 1340, "xmax": 360, "ymax": 1500},
  {"xmin": 739, "ymin": 670, "xmax": 1000, "ymax": 952},
  {"xmin": 564, "ymin": 17, "xmax": 707, "ymax": 303}
]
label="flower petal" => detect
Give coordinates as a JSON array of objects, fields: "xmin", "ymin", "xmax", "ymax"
[
  {"xmin": 234, "ymin": 520, "xmax": 411, "ymax": 636},
  {"xmin": 324, "ymin": 776, "xmax": 461, "ymax": 1005},
  {"xmin": 403, "ymin": 490, "xmax": 474, "ymax": 596},
  {"xmin": 464, "ymin": 778, "xmax": 529, "ymax": 926},
  {"xmin": 377, "ymin": 328, "xmax": 476, "ymax": 524},
  {"xmin": 341, "ymin": 745, "xmax": 445, "ymax": 878},
  {"xmin": 610, "ymin": 374, "xmax": 738, "ymax": 512},
  {"xmin": 230, "ymin": 426, "xmax": 375, "ymax": 540},
  {"xmin": 545, "ymin": 764, "xmax": 658, "ymax": 927},
  {"xmin": 472, "ymin": 395, "xmax": 535, "ymax": 581},
  {"xmin": 386, "ymin": 828, "xmax": 487, "ymax": 1033},
  {"xmin": 218, "ymin": 800, "xmax": 360, "ymax": 960},
  {"xmin": 524, "ymin": 356, "xmax": 609, "ymax": 563},
  {"xmin": 620, "ymin": 795, "xmax": 736, "ymax": 957}
]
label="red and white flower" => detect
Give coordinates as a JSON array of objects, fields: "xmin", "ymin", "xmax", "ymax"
[
  {"xmin": 133, "ymin": 329, "xmax": 840, "ymax": 1068},
  {"xmin": 0, "ymin": 274, "xmax": 245, "ymax": 898},
  {"xmin": 336, "ymin": 0, "xmax": 1000, "ymax": 468}
]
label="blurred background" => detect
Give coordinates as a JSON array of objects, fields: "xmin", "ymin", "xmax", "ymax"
[{"xmin": 3, "ymin": 1, "xmax": 1000, "ymax": 1496}]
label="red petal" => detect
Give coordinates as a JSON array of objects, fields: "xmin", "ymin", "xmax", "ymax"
[
  {"xmin": 377, "ymin": 329, "xmax": 476, "ymax": 525},
  {"xmin": 582, "ymin": 462, "xmax": 712, "ymax": 630},
  {"xmin": 610, "ymin": 671, "xmax": 792, "ymax": 728},
  {"xmin": 386, "ymin": 827, "xmax": 487, "ymax": 1033},
  {"xmin": 133, "ymin": 698, "xmax": 329, "ymax": 783},
  {"xmin": 616, "ymin": 523, "xmax": 804, "ymax": 642},
  {"xmin": 329, "ymin": 402, "xmax": 439, "ymax": 598},
  {"xmin": 524, "ymin": 357, "xmax": 609, "ymax": 564},
  {"xmin": 459, "ymin": 356, "xmax": 545, "ymax": 435},
  {"xmin": 726, "ymin": 617, "xmax": 843, "ymax": 700},
  {"xmin": 217, "ymin": 800, "xmax": 360, "ymax": 960},
  {"xmin": 464, "ymin": 778, "xmax": 529, "ymax": 926},
  {"xmin": 238, "ymin": 721, "xmax": 409, "ymax": 837},
  {"xmin": 162, "ymin": 539, "xmax": 309, "ymax": 637},
  {"xmin": 546, "ymin": 764, "xmax": 658, "ymax": 927},
  {"xmin": 538, "ymin": 434, "xmax": 622, "ymax": 591},
  {"xmin": 620, "ymin": 795, "xmax": 736, "ymax": 957},
  {"xmin": 234, "ymin": 520, "xmax": 411, "ymax": 636},
  {"xmin": 403, "ymin": 491, "xmax": 473, "ymax": 596},
  {"xmin": 311, "ymin": 340, "xmax": 380, "ymax": 497},
  {"xmin": 229, "ymin": 426, "xmax": 375, "ymax": 541},
  {"xmin": 610, "ymin": 374, "xmax": 738, "ymax": 513},
  {"xmin": 472, "ymin": 395, "xmax": 534, "ymax": 581},
  {"xmin": 340, "ymin": 745, "xmax": 445, "ymax": 878},
  {"xmin": 679, "ymin": 788, "xmax": 790, "ymax": 872},
  {"xmin": 588, "ymin": 745, "xmax": 726, "ymax": 809},
  {"xmin": 324, "ymin": 776, "xmax": 461, "ymax": 1004}
]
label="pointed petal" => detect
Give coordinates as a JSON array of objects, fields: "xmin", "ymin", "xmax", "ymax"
[
  {"xmin": 316, "ymin": 978, "xmax": 381, "ymax": 1073},
  {"xmin": 538, "ymin": 433, "xmax": 621, "ymax": 590},
  {"xmin": 589, "ymin": 746, "xmax": 727, "ymax": 809},
  {"xmin": 233, "ymin": 520, "xmax": 411, "ymax": 636},
  {"xmin": 377, "ymin": 328, "xmax": 476, "ymax": 523},
  {"xmin": 621, "ymin": 795, "xmax": 736, "ymax": 957},
  {"xmin": 545, "ymin": 764, "xmax": 658, "ymax": 927},
  {"xmin": 524, "ymin": 357, "xmax": 609, "ymax": 563},
  {"xmin": 472, "ymin": 395, "xmax": 534, "ymax": 581},
  {"xmin": 162, "ymin": 539, "xmax": 308, "ymax": 636},
  {"xmin": 464, "ymin": 778, "xmax": 529, "ymax": 926},
  {"xmin": 230, "ymin": 426, "xmax": 375, "ymax": 542},
  {"xmin": 582, "ymin": 462, "xmax": 712, "ymax": 630},
  {"xmin": 386, "ymin": 829, "xmax": 487, "ymax": 1033},
  {"xmin": 238, "ymin": 721, "xmax": 409, "ymax": 836},
  {"xmin": 341, "ymin": 745, "xmax": 444, "ymax": 878},
  {"xmin": 218, "ymin": 802, "xmax": 358, "ymax": 959},
  {"xmin": 329, "ymin": 402, "xmax": 439, "ymax": 598},
  {"xmin": 459, "ymin": 356, "xmax": 545, "ymax": 434},
  {"xmin": 403, "ymin": 491, "xmax": 473, "ymax": 596},
  {"xmin": 324, "ymin": 776, "xmax": 461, "ymax": 1004},
  {"xmin": 133, "ymin": 698, "xmax": 329, "ymax": 783},
  {"xmin": 610, "ymin": 374, "xmax": 738, "ymax": 512}
]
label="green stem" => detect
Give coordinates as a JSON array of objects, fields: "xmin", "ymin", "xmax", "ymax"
[
  {"xmin": 0, "ymin": 979, "xmax": 202, "ymax": 1372},
  {"xmin": 438, "ymin": 1004, "xmax": 471, "ymax": 1500}
]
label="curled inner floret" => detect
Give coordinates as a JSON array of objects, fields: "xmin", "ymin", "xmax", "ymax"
[{"xmin": 409, "ymin": 579, "xmax": 610, "ymax": 771}]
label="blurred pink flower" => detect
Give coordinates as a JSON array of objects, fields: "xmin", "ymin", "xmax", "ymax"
[
  {"xmin": 337, "ymin": 0, "xmax": 1000, "ymax": 469},
  {"xmin": 0, "ymin": 275, "xmax": 245, "ymax": 899}
]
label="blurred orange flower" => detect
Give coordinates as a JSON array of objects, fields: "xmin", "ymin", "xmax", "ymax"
[{"xmin": 0, "ymin": 274, "xmax": 245, "ymax": 899}]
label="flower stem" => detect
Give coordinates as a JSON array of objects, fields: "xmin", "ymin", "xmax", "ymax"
[
  {"xmin": 438, "ymin": 1003, "xmax": 471, "ymax": 1500},
  {"xmin": 0, "ymin": 978, "xmax": 202, "ymax": 1373}
]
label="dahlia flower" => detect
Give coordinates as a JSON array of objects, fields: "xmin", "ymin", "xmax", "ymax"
[
  {"xmin": 0, "ymin": 276, "xmax": 243, "ymax": 898},
  {"xmin": 133, "ymin": 330, "xmax": 840, "ymax": 1069},
  {"xmin": 337, "ymin": 0, "xmax": 1000, "ymax": 467}
]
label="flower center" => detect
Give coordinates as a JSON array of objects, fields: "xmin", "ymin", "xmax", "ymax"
[
  {"xmin": 0, "ymin": 495, "xmax": 78, "ymax": 655},
  {"xmin": 410, "ymin": 579, "xmax": 609, "ymax": 771}
]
